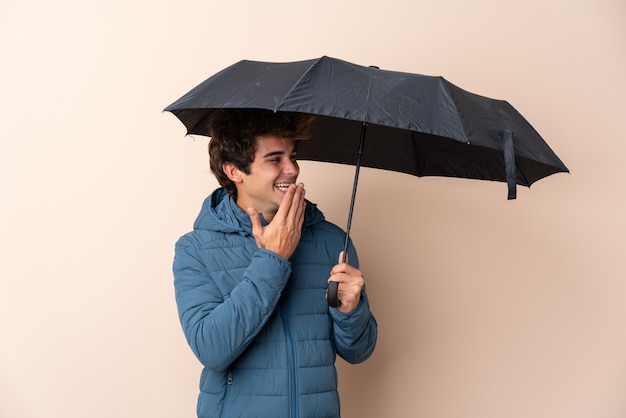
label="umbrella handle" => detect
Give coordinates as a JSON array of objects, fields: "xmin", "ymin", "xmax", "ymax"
[
  {"xmin": 327, "ymin": 281, "xmax": 340, "ymax": 308},
  {"xmin": 327, "ymin": 240, "xmax": 349, "ymax": 308}
]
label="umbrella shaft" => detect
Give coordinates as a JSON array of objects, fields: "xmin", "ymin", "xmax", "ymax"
[{"xmin": 342, "ymin": 122, "xmax": 368, "ymax": 262}]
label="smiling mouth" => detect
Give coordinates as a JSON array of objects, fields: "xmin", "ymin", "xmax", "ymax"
[{"xmin": 274, "ymin": 183, "xmax": 293, "ymax": 192}]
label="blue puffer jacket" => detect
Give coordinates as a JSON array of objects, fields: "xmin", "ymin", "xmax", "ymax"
[{"xmin": 173, "ymin": 189, "xmax": 378, "ymax": 418}]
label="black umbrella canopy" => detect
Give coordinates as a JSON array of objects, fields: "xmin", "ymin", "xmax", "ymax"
[{"xmin": 165, "ymin": 56, "xmax": 568, "ymax": 193}]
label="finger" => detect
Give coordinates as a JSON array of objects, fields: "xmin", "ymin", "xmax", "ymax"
[
  {"xmin": 331, "ymin": 262, "xmax": 361, "ymax": 278},
  {"xmin": 332, "ymin": 251, "xmax": 349, "ymax": 274},
  {"xmin": 285, "ymin": 183, "xmax": 305, "ymax": 224},
  {"xmin": 273, "ymin": 183, "xmax": 296, "ymax": 221},
  {"xmin": 246, "ymin": 208, "xmax": 264, "ymax": 248},
  {"xmin": 293, "ymin": 184, "xmax": 306, "ymax": 226}
]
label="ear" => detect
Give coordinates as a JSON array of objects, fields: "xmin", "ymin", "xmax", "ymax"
[{"xmin": 222, "ymin": 163, "xmax": 244, "ymax": 183}]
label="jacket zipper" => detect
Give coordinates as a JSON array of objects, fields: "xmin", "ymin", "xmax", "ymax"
[
  {"xmin": 280, "ymin": 306, "xmax": 298, "ymax": 417},
  {"xmin": 220, "ymin": 370, "xmax": 233, "ymax": 418}
]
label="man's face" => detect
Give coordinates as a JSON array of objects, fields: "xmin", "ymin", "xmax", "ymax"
[{"xmin": 233, "ymin": 135, "xmax": 299, "ymax": 222}]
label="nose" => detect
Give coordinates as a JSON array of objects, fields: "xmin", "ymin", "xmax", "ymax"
[{"xmin": 283, "ymin": 158, "xmax": 299, "ymax": 176}]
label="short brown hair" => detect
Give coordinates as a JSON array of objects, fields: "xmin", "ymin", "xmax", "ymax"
[{"xmin": 207, "ymin": 109, "xmax": 314, "ymax": 198}]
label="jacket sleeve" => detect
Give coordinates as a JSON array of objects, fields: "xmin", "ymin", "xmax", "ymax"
[
  {"xmin": 330, "ymin": 286, "xmax": 378, "ymax": 364},
  {"xmin": 329, "ymin": 240, "xmax": 378, "ymax": 364},
  {"xmin": 173, "ymin": 236, "xmax": 291, "ymax": 372}
]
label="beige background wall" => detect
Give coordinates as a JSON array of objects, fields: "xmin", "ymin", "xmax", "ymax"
[{"xmin": 1, "ymin": 1, "xmax": 625, "ymax": 417}]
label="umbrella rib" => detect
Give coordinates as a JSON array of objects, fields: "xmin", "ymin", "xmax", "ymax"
[
  {"xmin": 439, "ymin": 79, "xmax": 471, "ymax": 143},
  {"xmin": 362, "ymin": 69, "xmax": 375, "ymax": 122},
  {"xmin": 275, "ymin": 57, "xmax": 325, "ymax": 111}
]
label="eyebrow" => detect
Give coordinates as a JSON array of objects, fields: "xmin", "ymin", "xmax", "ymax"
[{"xmin": 262, "ymin": 149, "xmax": 297, "ymax": 158}]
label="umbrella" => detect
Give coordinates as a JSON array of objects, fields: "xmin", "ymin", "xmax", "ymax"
[{"xmin": 164, "ymin": 56, "xmax": 568, "ymax": 307}]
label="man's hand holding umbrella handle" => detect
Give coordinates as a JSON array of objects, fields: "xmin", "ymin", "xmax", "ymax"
[
  {"xmin": 328, "ymin": 252, "xmax": 364, "ymax": 313},
  {"xmin": 247, "ymin": 183, "xmax": 306, "ymax": 260}
]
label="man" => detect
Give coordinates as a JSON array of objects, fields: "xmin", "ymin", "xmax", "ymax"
[{"xmin": 173, "ymin": 109, "xmax": 378, "ymax": 418}]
